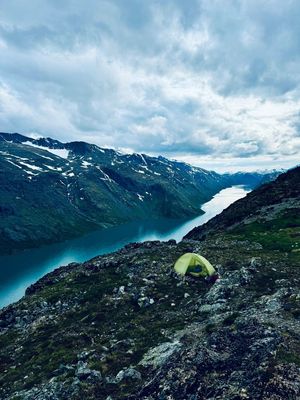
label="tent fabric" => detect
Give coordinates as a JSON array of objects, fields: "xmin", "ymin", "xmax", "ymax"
[{"xmin": 174, "ymin": 253, "xmax": 215, "ymax": 277}]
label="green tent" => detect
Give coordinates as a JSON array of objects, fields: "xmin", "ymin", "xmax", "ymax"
[{"xmin": 174, "ymin": 253, "xmax": 215, "ymax": 277}]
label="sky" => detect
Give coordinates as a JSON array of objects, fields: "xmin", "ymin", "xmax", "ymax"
[{"xmin": 0, "ymin": 0, "xmax": 300, "ymax": 172}]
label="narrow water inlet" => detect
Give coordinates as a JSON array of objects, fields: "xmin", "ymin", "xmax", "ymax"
[{"xmin": 0, "ymin": 185, "xmax": 249, "ymax": 308}]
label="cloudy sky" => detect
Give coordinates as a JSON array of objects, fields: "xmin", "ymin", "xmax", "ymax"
[{"xmin": 0, "ymin": 0, "xmax": 300, "ymax": 171}]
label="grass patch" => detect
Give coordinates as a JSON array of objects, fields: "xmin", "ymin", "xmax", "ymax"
[
  {"xmin": 230, "ymin": 209, "xmax": 300, "ymax": 260},
  {"xmin": 276, "ymin": 350, "xmax": 300, "ymax": 366}
]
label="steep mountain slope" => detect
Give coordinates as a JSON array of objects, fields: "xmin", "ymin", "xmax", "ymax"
[
  {"xmin": 0, "ymin": 168, "xmax": 299, "ymax": 399},
  {"xmin": 0, "ymin": 132, "xmax": 278, "ymax": 254},
  {"xmin": 185, "ymin": 166, "xmax": 300, "ymax": 249},
  {"xmin": 0, "ymin": 132, "xmax": 225, "ymax": 254}
]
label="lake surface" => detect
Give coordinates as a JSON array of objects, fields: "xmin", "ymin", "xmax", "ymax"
[{"xmin": 0, "ymin": 186, "xmax": 249, "ymax": 308}]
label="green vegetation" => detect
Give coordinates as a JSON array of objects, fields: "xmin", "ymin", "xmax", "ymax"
[
  {"xmin": 276, "ymin": 349, "xmax": 300, "ymax": 366},
  {"xmin": 230, "ymin": 209, "xmax": 300, "ymax": 263}
]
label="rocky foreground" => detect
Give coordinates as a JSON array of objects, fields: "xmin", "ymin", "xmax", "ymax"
[
  {"xmin": 0, "ymin": 234, "xmax": 299, "ymax": 399},
  {"xmin": 0, "ymin": 167, "xmax": 299, "ymax": 399}
]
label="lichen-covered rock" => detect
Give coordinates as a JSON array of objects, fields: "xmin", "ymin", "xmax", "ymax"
[
  {"xmin": 140, "ymin": 340, "xmax": 182, "ymax": 369},
  {"xmin": 115, "ymin": 368, "xmax": 142, "ymax": 382}
]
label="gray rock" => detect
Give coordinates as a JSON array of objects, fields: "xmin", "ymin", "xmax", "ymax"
[
  {"xmin": 140, "ymin": 340, "xmax": 182, "ymax": 368},
  {"xmin": 76, "ymin": 361, "xmax": 102, "ymax": 382},
  {"xmin": 199, "ymin": 302, "xmax": 227, "ymax": 313},
  {"xmin": 137, "ymin": 296, "xmax": 154, "ymax": 308},
  {"xmin": 76, "ymin": 361, "xmax": 91, "ymax": 379},
  {"xmin": 115, "ymin": 367, "xmax": 142, "ymax": 382},
  {"xmin": 118, "ymin": 286, "xmax": 126, "ymax": 295},
  {"xmin": 77, "ymin": 349, "xmax": 95, "ymax": 361}
]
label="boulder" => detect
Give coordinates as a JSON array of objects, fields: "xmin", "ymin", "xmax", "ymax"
[{"xmin": 115, "ymin": 368, "xmax": 142, "ymax": 382}]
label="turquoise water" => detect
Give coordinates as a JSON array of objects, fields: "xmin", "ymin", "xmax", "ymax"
[{"xmin": 0, "ymin": 186, "xmax": 248, "ymax": 308}]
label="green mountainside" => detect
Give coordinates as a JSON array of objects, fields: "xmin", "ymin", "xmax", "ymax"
[
  {"xmin": 0, "ymin": 167, "xmax": 299, "ymax": 399},
  {"xmin": 0, "ymin": 132, "xmax": 278, "ymax": 254},
  {"xmin": 185, "ymin": 166, "xmax": 300, "ymax": 257}
]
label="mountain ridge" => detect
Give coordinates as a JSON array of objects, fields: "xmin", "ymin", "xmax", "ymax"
[{"xmin": 0, "ymin": 132, "xmax": 280, "ymax": 254}]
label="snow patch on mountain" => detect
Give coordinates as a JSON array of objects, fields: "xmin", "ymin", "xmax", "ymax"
[
  {"xmin": 44, "ymin": 165, "xmax": 63, "ymax": 172},
  {"xmin": 23, "ymin": 141, "xmax": 69, "ymax": 159},
  {"xmin": 18, "ymin": 161, "xmax": 43, "ymax": 171},
  {"xmin": 81, "ymin": 160, "xmax": 93, "ymax": 168},
  {"xmin": 6, "ymin": 159, "xmax": 23, "ymax": 169},
  {"xmin": 96, "ymin": 166, "xmax": 113, "ymax": 182}
]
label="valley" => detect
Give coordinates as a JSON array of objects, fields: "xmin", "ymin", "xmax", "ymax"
[
  {"xmin": 0, "ymin": 185, "xmax": 248, "ymax": 308},
  {"xmin": 1, "ymin": 3, "xmax": 299, "ymax": 399},
  {"xmin": 0, "ymin": 132, "xmax": 279, "ymax": 254}
]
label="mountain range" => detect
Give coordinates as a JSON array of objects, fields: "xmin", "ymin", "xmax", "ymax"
[{"xmin": 0, "ymin": 132, "xmax": 280, "ymax": 254}]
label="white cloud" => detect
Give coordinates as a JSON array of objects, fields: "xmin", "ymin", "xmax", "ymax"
[{"xmin": 0, "ymin": 0, "xmax": 300, "ymax": 171}]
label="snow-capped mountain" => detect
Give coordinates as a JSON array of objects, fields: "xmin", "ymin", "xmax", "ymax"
[{"xmin": 0, "ymin": 132, "xmax": 279, "ymax": 253}]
